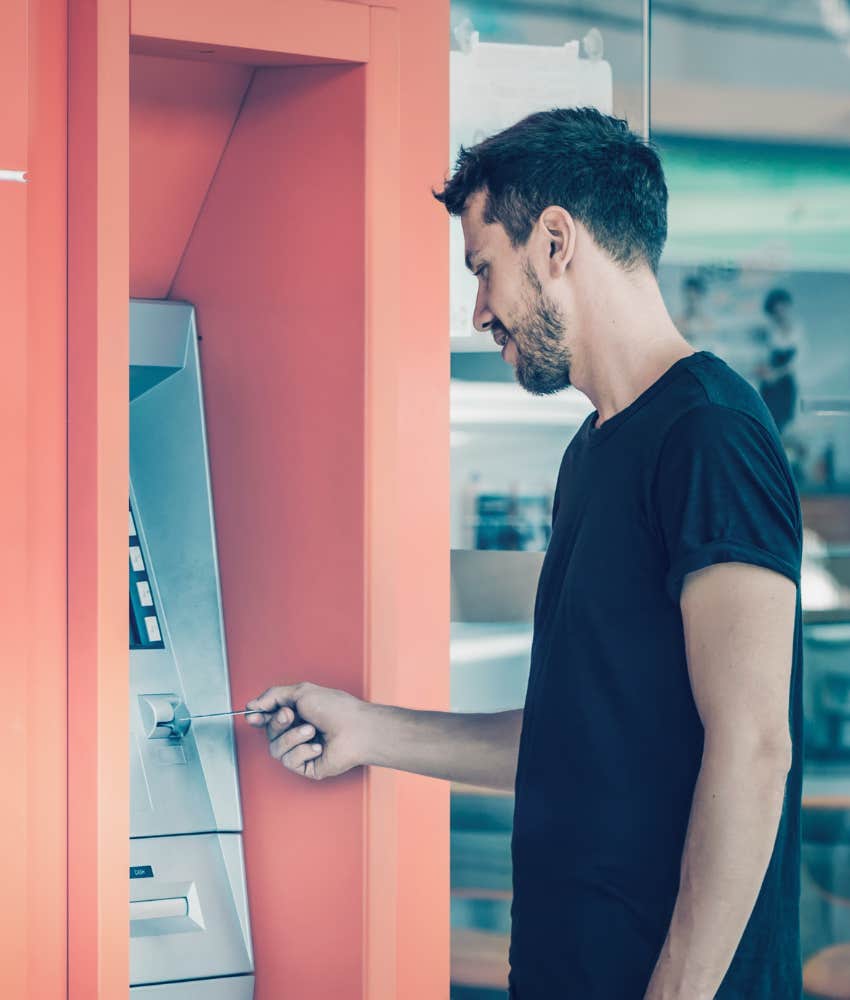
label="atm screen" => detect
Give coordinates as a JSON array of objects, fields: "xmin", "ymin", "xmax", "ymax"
[{"xmin": 129, "ymin": 502, "xmax": 165, "ymax": 650}]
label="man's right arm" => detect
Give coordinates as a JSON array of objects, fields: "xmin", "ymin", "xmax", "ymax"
[
  {"xmin": 246, "ymin": 683, "xmax": 522, "ymax": 793},
  {"xmin": 366, "ymin": 703, "xmax": 523, "ymax": 790}
]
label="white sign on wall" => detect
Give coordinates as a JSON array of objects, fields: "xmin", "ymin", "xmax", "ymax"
[{"xmin": 449, "ymin": 31, "xmax": 614, "ymax": 338}]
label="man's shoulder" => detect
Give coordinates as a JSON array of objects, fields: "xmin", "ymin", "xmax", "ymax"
[
  {"xmin": 655, "ymin": 358, "xmax": 801, "ymax": 525},
  {"xmin": 659, "ymin": 353, "xmax": 781, "ymax": 449},
  {"xmin": 686, "ymin": 352, "xmax": 773, "ymax": 417}
]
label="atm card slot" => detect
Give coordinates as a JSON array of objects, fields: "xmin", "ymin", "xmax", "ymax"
[{"xmin": 130, "ymin": 654, "xmax": 217, "ymax": 838}]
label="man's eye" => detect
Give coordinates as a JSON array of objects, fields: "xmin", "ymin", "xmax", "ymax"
[{"xmin": 475, "ymin": 265, "xmax": 488, "ymax": 279}]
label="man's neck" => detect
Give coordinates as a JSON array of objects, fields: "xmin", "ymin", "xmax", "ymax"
[{"xmin": 570, "ymin": 285, "xmax": 694, "ymax": 427}]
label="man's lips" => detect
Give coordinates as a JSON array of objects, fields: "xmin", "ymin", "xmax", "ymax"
[{"xmin": 493, "ymin": 330, "xmax": 509, "ymax": 347}]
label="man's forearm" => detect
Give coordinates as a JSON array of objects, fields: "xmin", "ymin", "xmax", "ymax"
[
  {"xmin": 363, "ymin": 705, "xmax": 523, "ymax": 791},
  {"xmin": 644, "ymin": 737, "xmax": 791, "ymax": 1000}
]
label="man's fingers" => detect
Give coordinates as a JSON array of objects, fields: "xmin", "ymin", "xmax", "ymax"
[
  {"xmin": 269, "ymin": 723, "xmax": 316, "ymax": 762},
  {"xmin": 281, "ymin": 742, "xmax": 324, "ymax": 776},
  {"xmin": 266, "ymin": 706, "xmax": 298, "ymax": 741},
  {"xmin": 244, "ymin": 706, "xmax": 273, "ymax": 727},
  {"xmin": 246, "ymin": 685, "xmax": 299, "ymax": 728},
  {"xmin": 248, "ymin": 685, "xmax": 298, "ymax": 713}
]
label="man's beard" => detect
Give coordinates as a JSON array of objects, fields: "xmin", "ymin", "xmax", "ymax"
[{"xmin": 509, "ymin": 261, "xmax": 572, "ymax": 396}]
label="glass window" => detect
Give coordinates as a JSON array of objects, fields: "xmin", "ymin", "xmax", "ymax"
[
  {"xmin": 448, "ymin": 4, "xmax": 647, "ymax": 995},
  {"xmin": 651, "ymin": 3, "xmax": 850, "ymax": 990}
]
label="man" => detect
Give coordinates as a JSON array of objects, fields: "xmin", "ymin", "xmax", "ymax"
[{"xmin": 247, "ymin": 109, "xmax": 803, "ymax": 999}]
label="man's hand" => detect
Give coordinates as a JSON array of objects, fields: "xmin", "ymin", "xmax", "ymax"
[
  {"xmin": 246, "ymin": 683, "xmax": 375, "ymax": 781},
  {"xmin": 247, "ymin": 684, "xmax": 523, "ymax": 790}
]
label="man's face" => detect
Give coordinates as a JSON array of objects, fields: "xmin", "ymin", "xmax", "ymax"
[
  {"xmin": 771, "ymin": 300, "xmax": 792, "ymax": 326},
  {"xmin": 461, "ymin": 191, "xmax": 572, "ymax": 396}
]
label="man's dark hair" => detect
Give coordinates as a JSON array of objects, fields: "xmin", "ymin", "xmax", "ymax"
[
  {"xmin": 684, "ymin": 274, "xmax": 706, "ymax": 294},
  {"xmin": 764, "ymin": 288, "xmax": 792, "ymax": 317},
  {"xmin": 434, "ymin": 107, "xmax": 668, "ymax": 274}
]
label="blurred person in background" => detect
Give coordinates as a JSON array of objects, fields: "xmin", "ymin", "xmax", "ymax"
[
  {"xmin": 675, "ymin": 272, "xmax": 716, "ymax": 352},
  {"xmin": 758, "ymin": 287, "xmax": 805, "ymax": 436},
  {"xmin": 247, "ymin": 109, "xmax": 802, "ymax": 1000}
]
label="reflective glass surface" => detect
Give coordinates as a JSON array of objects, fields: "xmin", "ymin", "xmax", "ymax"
[
  {"xmin": 655, "ymin": 5, "xmax": 850, "ymax": 997},
  {"xmin": 448, "ymin": 3, "xmax": 646, "ymax": 995},
  {"xmin": 450, "ymin": 5, "xmax": 850, "ymax": 996}
]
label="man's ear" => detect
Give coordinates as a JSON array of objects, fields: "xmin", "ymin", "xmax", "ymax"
[{"xmin": 539, "ymin": 206, "xmax": 576, "ymax": 278}]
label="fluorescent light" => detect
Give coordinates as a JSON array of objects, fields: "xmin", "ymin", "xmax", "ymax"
[
  {"xmin": 451, "ymin": 630, "xmax": 533, "ymax": 664},
  {"xmin": 451, "ymin": 380, "xmax": 593, "ymax": 426}
]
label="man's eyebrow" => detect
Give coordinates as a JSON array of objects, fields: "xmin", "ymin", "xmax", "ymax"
[{"xmin": 465, "ymin": 249, "xmax": 482, "ymax": 272}]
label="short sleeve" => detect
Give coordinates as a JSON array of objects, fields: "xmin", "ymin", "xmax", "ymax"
[{"xmin": 654, "ymin": 404, "xmax": 802, "ymax": 603}]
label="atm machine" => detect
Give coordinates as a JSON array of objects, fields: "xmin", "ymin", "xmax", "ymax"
[{"xmin": 129, "ymin": 299, "xmax": 254, "ymax": 998}]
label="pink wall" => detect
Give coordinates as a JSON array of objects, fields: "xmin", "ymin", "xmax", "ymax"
[
  {"xmin": 25, "ymin": 1, "xmax": 70, "ymax": 994},
  {"xmin": 352, "ymin": 2, "xmax": 453, "ymax": 991},
  {"xmin": 130, "ymin": 55, "xmax": 253, "ymax": 298},
  {"xmin": 2, "ymin": 0, "xmax": 450, "ymax": 995},
  {"xmin": 1, "ymin": 0, "xmax": 68, "ymax": 996},
  {"xmin": 131, "ymin": 0, "xmax": 370, "ymax": 65},
  {"xmin": 1, "ymin": 3, "xmax": 33, "ymax": 996},
  {"xmin": 128, "ymin": 1, "xmax": 450, "ymax": 990},
  {"xmin": 170, "ymin": 62, "xmax": 369, "ymax": 996},
  {"xmin": 68, "ymin": 0, "xmax": 131, "ymax": 997}
]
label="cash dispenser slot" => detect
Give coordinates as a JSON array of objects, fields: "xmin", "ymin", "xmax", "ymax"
[
  {"xmin": 129, "ymin": 835, "xmax": 252, "ymax": 984},
  {"xmin": 130, "ymin": 896, "xmax": 190, "ymax": 924}
]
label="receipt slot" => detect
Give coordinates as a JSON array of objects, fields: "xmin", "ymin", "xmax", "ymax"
[{"xmin": 130, "ymin": 300, "xmax": 254, "ymax": 996}]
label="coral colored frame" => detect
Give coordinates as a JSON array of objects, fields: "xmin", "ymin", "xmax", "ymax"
[
  {"xmin": 1, "ymin": 0, "xmax": 447, "ymax": 996},
  {"xmin": 1, "ymin": 1, "xmax": 69, "ymax": 998}
]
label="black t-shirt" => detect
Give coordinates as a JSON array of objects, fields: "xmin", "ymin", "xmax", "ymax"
[{"xmin": 509, "ymin": 352, "xmax": 803, "ymax": 999}]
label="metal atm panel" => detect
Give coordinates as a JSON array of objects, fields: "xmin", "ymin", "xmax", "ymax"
[
  {"xmin": 130, "ymin": 300, "xmax": 242, "ymax": 835},
  {"xmin": 129, "ymin": 834, "xmax": 253, "ymax": 987},
  {"xmin": 129, "ymin": 505, "xmax": 217, "ymax": 838},
  {"xmin": 130, "ymin": 300, "xmax": 254, "ymax": 996},
  {"xmin": 132, "ymin": 979, "xmax": 255, "ymax": 1000}
]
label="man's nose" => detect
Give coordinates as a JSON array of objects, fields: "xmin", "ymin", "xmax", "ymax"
[{"xmin": 473, "ymin": 292, "xmax": 494, "ymax": 333}]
